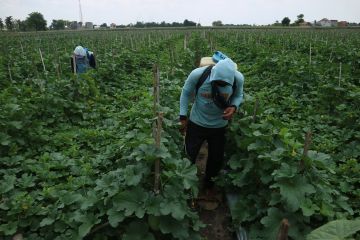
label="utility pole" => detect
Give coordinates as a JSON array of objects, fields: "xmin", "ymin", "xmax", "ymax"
[{"xmin": 78, "ymin": 0, "xmax": 83, "ymax": 27}]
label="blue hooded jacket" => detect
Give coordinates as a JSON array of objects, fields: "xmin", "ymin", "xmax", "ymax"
[{"xmin": 180, "ymin": 58, "xmax": 244, "ymax": 128}]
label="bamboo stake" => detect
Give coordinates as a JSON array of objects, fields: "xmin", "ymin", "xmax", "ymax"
[
  {"xmin": 20, "ymin": 41, "xmax": 24, "ymax": 55},
  {"xmin": 338, "ymin": 62, "xmax": 342, "ymax": 87},
  {"xmin": 58, "ymin": 56, "xmax": 62, "ymax": 77},
  {"xmin": 153, "ymin": 64, "xmax": 160, "ymax": 114},
  {"xmin": 72, "ymin": 55, "xmax": 77, "ymax": 74},
  {"xmin": 154, "ymin": 112, "xmax": 163, "ymax": 194},
  {"xmin": 184, "ymin": 34, "xmax": 187, "ymax": 50},
  {"xmin": 303, "ymin": 131, "xmax": 312, "ymax": 157},
  {"xmin": 8, "ymin": 64, "xmax": 13, "ymax": 82},
  {"xmin": 252, "ymin": 99, "xmax": 259, "ymax": 122},
  {"xmin": 309, "ymin": 43, "xmax": 312, "ymax": 65},
  {"xmin": 300, "ymin": 131, "xmax": 312, "ymax": 171},
  {"xmin": 39, "ymin": 48, "xmax": 46, "ymax": 73},
  {"xmin": 130, "ymin": 35, "xmax": 134, "ymax": 50},
  {"xmin": 152, "ymin": 63, "xmax": 162, "ymax": 193},
  {"xmin": 56, "ymin": 63, "xmax": 60, "ymax": 80}
]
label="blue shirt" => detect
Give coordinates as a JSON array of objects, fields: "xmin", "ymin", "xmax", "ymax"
[{"xmin": 180, "ymin": 60, "xmax": 244, "ymax": 128}]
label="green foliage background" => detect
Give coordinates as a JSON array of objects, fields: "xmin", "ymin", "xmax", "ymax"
[{"xmin": 0, "ymin": 28, "xmax": 359, "ymax": 239}]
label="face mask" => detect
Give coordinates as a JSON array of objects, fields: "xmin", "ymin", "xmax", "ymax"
[{"xmin": 211, "ymin": 81, "xmax": 230, "ymax": 109}]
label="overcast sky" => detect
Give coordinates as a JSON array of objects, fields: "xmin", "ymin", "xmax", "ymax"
[{"xmin": 1, "ymin": 0, "xmax": 359, "ymax": 26}]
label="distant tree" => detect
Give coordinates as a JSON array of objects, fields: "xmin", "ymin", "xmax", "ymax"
[
  {"xmin": 5, "ymin": 16, "xmax": 14, "ymax": 30},
  {"xmin": 212, "ymin": 20, "xmax": 223, "ymax": 27},
  {"xmin": 281, "ymin": 17, "xmax": 291, "ymax": 26},
  {"xmin": 295, "ymin": 14, "xmax": 305, "ymax": 25},
  {"xmin": 272, "ymin": 20, "xmax": 281, "ymax": 26},
  {"xmin": 51, "ymin": 20, "xmax": 66, "ymax": 30},
  {"xmin": 100, "ymin": 23, "xmax": 108, "ymax": 28},
  {"xmin": 172, "ymin": 22, "xmax": 182, "ymax": 27},
  {"xmin": 183, "ymin": 19, "xmax": 196, "ymax": 27},
  {"xmin": 135, "ymin": 21, "xmax": 144, "ymax": 28},
  {"xmin": 13, "ymin": 19, "xmax": 20, "ymax": 31},
  {"xmin": 18, "ymin": 20, "xmax": 27, "ymax": 31},
  {"xmin": 0, "ymin": 18, "xmax": 4, "ymax": 30},
  {"xmin": 26, "ymin": 12, "xmax": 47, "ymax": 31}
]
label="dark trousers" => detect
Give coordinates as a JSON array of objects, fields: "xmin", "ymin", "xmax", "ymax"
[{"xmin": 185, "ymin": 120, "xmax": 226, "ymax": 188}]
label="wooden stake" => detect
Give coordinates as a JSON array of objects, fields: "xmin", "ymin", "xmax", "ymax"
[
  {"xmin": 39, "ymin": 48, "xmax": 46, "ymax": 73},
  {"xmin": 153, "ymin": 64, "xmax": 160, "ymax": 114},
  {"xmin": 56, "ymin": 63, "xmax": 60, "ymax": 80},
  {"xmin": 72, "ymin": 55, "xmax": 77, "ymax": 74},
  {"xmin": 154, "ymin": 112, "xmax": 163, "ymax": 194},
  {"xmin": 20, "ymin": 41, "xmax": 24, "ymax": 55},
  {"xmin": 277, "ymin": 219, "xmax": 289, "ymax": 240},
  {"xmin": 184, "ymin": 34, "xmax": 187, "ymax": 50},
  {"xmin": 302, "ymin": 131, "xmax": 312, "ymax": 157},
  {"xmin": 338, "ymin": 62, "xmax": 342, "ymax": 87},
  {"xmin": 58, "ymin": 56, "xmax": 62, "ymax": 77},
  {"xmin": 8, "ymin": 64, "xmax": 13, "ymax": 82},
  {"xmin": 300, "ymin": 131, "xmax": 312, "ymax": 171},
  {"xmin": 309, "ymin": 43, "xmax": 312, "ymax": 65},
  {"xmin": 253, "ymin": 99, "xmax": 259, "ymax": 122}
]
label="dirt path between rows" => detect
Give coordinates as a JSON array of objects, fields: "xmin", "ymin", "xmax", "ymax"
[{"xmin": 195, "ymin": 142, "xmax": 234, "ymax": 240}]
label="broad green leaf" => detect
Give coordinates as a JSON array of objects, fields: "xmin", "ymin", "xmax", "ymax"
[
  {"xmin": 9, "ymin": 121, "xmax": 23, "ymax": 129},
  {"xmin": 80, "ymin": 191, "xmax": 98, "ymax": 210},
  {"xmin": 113, "ymin": 187, "xmax": 148, "ymax": 218},
  {"xmin": 300, "ymin": 199, "xmax": 320, "ymax": 217},
  {"xmin": 123, "ymin": 165, "xmax": 143, "ymax": 186},
  {"xmin": 146, "ymin": 195, "xmax": 162, "ymax": 216},
  {"xmin": 59, "ymin": 192, "xmax": 83, "ymax": 206},
  {"xmin": 308, "ymin": 151, "xmax": 334, "ymax": 171},
  {"xmin": 260, "ymin": 207, "xmax": 284, "ymax": 239},
  {"xmin": 107, "ymin": 209, "xmax": 125, "ymax": 228},
  {"xmin": 160, "ymin": 200, "xmax": 187, "ymax": 220},
  {"xmin": 78, "ymin": 222, "xmax": 93, "ymax": 238},
  {"xmin": 0, "ymin": 133, "xmax": 11, "ymax": 146},
  {"xmin": 122, "ymin": 220, "xmax": 155, "ymax": 240},
  {"xmin": 0, "ymin": 221, "xmax": 18, "ymax": 235},
  {"xmin": 78, "ymin": 214, "xmax": 100, "ymax": 237},
  {"xmin": 248, "ymin": 140, "xmax": 266, "ymax": 151},
  {"xmin": 271, "ymin": 176, "xmax": 316, "ymax": 212},
  {"xmin": 0, "ymin": 175, "xmax": 16, "ymax": 194},
  {"xmin": 306, "ymin": 220, "xmax": 360, "ymax": 240},
  {"xmin": 159, "ymin": 216, "xmax": 189, "ymax": 239},
  {"xmin": 40, "ymin": 217, "xmax": 55, "ymax": 227},
  {"xmin": 272, "ymin": 163, "xmax": 297, "ymax": 179}
]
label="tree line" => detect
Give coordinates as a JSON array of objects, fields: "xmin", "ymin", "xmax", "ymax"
[
  {"xmin": 0, "ymin": 12, "xmax": 200, "ymax": 31},
  {"xmin": 1, "ymin": 12, "xmax": 359, "ymax": 32},
  {"xmin": 0, "ymin": 12, "xmax": 47, "ymax": 31},
  {"xmin": 274, "ymin": 14, "xmax": 360, "ymax": 27}
]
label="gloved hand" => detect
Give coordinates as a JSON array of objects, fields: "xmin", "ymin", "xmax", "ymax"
[
  {"xmin": 179, "ymin": 119, "xmax": 188, "ymax": 136},
  {"xmin": 222, "ymin": 106, "xmax": 236, "ymax": 120}
]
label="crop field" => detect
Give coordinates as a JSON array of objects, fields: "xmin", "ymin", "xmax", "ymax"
[{"xmin": 0, "ymin": 28, "xmax": 359, "ymax": 239}]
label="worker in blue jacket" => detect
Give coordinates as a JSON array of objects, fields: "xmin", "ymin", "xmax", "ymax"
[
  {"xmin": 71, "ymin": 45, "xmax": 96, "ymax": 74},
  {"xmin": 179, "ymin": 56, "xmax": 244, "ymax": 194}
]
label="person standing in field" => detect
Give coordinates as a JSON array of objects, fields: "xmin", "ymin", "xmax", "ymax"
[
  {"xmin": 71, "ymin": 45, "xmax": 96, "ymax": 74},
  {"xmin": 179, "ymin": 55, "xmax": 244, "ymax": 197}
]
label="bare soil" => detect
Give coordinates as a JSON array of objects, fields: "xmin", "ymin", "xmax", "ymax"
[{"xmin": 194, "ymin": 142, "xmax": 234, "ymax": 240}]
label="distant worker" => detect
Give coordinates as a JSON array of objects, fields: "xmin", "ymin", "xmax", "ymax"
[{"xmin": 71, "ymin": 46, "xmax": 96, "ymax": 74}]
